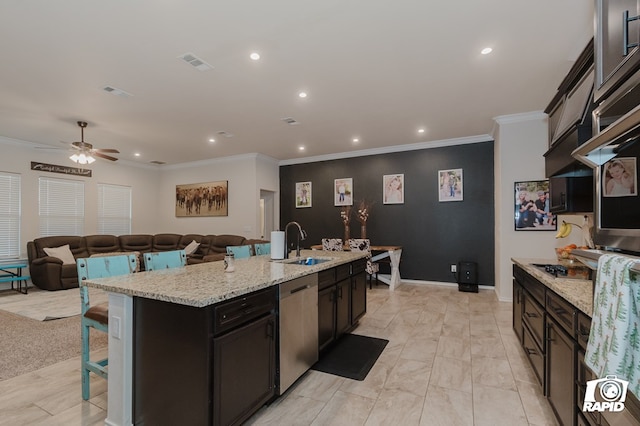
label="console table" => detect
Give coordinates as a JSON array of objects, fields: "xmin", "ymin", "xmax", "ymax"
[{"xmin": 0, "ymin": 260, "xmax": 30, "ymax": 294}]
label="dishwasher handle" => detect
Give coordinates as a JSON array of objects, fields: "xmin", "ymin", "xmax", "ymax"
[{"xmin": 289, "ymin": 284, "xmax": 310, "ymax": 295}]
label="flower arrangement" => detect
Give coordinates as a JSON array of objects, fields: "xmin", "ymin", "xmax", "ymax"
[
  {"xmin": 356, "ymin": 200, "xmax": 371, "ymax": 224},
  {"xmin": 356, "ymin": 200, "xmax": 372, "ymax": 238},
  {"xmin": 340, "ymin": 206, "xmax": 351, "ymax": 225}
]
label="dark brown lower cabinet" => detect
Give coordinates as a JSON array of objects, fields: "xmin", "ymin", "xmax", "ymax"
[
  {"xmin": 351, "ymin": 269, "xmax": 367, "ymax": 323},
  {"xmin": 546, "ymin": 316, "xmax": 575, "ymax": 426},
  {"xmin": 213, "ymin": 313, "xmax": 276, "ymax": 426},
  {"xmin": 513, "ymin": 279, "xmax": 524, "ymax": 344},
  {"xmin": 134, "ymin": 286, "xmax": 277, "ymax": 426},
  {"xmin": 318, "ymin": 285, "xmax": 336, "ymax": 351},
  {"xmin": 317, "ymin": 260, "xmax": 367, "ymax": 354},
  {"xmin": 336, "ymin": 278, "xmax": 351, "ymax": 336}
]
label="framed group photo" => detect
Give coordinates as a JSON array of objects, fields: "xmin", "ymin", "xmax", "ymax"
[
  {"xmin": 514, "ymin": 179, "xmax": 556, "ymax": 231},
  {"xmin": 334, "ymin": 178, "xmax": 353, "ymax": 206},
  {"xmin": 175, "ymin": 180, "xmax": 228, "ymax": 217},
  {"xmin": 438, "ymin": 169, "xmax": 463, "ymax": 202},
  {"xmin": 295, "ymin": 182, "xmax": 312, "ymax": 208}
]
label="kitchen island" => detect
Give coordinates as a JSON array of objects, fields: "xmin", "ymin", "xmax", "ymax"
[{"xmin": 84, "ymin": 249, "xmax": 367, "ymax": 426}]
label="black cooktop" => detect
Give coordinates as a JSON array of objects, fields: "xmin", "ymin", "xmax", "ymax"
[{"xmin": 531, "ymin": 263, "xmax": 593, "ymax": 280}]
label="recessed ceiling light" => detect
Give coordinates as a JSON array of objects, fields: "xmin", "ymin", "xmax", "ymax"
[
  {"xmin": 298, "ymin": 92, "xmax": 307, "ymax": 98},
  {"xmin": 481, "ymin": 47, "xmax": 493, "ymax": 55},
  {"xmin": 134, "ymin": 153, "xmax": 141, "ymax": 157},
  {"xmin": 209, "ymin": 138, "xmax": 215, "ymax": 143},
  {"xmin": 418, "ymin": 128, "xmax": 425, "ymax": 134},
  {"xmin": 250, "ymin": 52, "xmax": 260, "ymax": 61},
  {"xmin": 352, "ymin": 138, "xmax": 359, "ymax": 143},
  {"xmin": 299, "ymin": 146, "xmax": 305, "ymax": 151}
]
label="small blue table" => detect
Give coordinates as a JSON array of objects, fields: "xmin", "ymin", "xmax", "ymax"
[{"xmin": 0, "ymin": 261, "xmax": 30, "ymax": 294}]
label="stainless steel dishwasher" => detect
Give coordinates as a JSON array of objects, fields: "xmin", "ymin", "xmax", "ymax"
[{"xmin": 278, "ymin": 273, "xmax": 318, "ymax": 394}]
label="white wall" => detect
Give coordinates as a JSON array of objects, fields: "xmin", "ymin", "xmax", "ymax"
[
  {"xmin": 157, "ymin": 153, "xmax": 279, "ymax": 238},
  {"xmin": 493, "ymin": 113, "xmax": 590, "ymax": 301},
  {"xmin": 0, "ymin": 139, "xmax": 161, "ymax": 259}
]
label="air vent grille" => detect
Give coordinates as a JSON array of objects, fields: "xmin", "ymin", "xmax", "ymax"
[
  {"xmin": 102, "ymin": 86, "xmax": 133, "ymax": 98},
  {"xmin": 281, "ymin": 117, "xmax": 299, "ymax": 125},
  {"xmin": 178, "ymin": 52, "xmax": 213, "ymax": 71},
  {"xmin": 150, "ymin": 160, "xmax": 166, "ymax": 165}
]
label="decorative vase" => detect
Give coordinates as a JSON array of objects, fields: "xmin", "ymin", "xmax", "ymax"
[
  {"xmin": 361, "ymin": 224, "xmax": 367, "ymax": 239},
  {"xmin": 344, "ymin": 225, "xmax": 350, "ymax": 243}
]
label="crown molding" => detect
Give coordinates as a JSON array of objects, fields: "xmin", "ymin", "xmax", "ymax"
[
  {"xmin": 163, "ymin": 152, "xmax": 281, "ymax": 170},
  {"xmin": 493, "ymin": 111, "xmax": 547, "ymax": 125},
  {"xmin": 279, "ymin": 134, "xmax": 493, "ymax": 166}
]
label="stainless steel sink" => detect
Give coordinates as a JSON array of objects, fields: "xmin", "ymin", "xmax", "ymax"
[{"xmin": 281, "ymin": 257, "xmax": 332, "ymax": 266}]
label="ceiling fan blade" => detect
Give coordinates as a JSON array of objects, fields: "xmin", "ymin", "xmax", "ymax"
[
  {"xmin": 94, "ymin": 148, "xmax": 120, "ymax": 153},
  {"xmin": 93, "ymin": 152, "xmax": 118, "ymax": 161}
]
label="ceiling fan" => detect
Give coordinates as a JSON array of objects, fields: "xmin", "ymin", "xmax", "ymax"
[{"xmin": 68, "ymin": 121, "xmax": 120, "ymax": 164}]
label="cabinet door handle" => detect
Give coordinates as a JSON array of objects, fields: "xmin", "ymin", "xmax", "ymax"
[
  {"xmin": 624, "ymin": 10, "xmax": 640, "ymax": 56},
  {"xmin": 266, "ymin": 320, "xmax": 274, "ymax": 339},
  {"xmin": 525, "ymin": 312, "xmax": 538, "ymax": 318},
  {"xmin": 525, "ymin": 347, "xmax": 537, "ymax": 356},
  {"xmin": 338, "ymin": 286, "xmax": 343, "ymax": 299}
]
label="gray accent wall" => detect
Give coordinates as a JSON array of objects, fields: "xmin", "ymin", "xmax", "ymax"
[{"xmin": 280, "ymin": 141, "xmax": 495, "ymax": 285}]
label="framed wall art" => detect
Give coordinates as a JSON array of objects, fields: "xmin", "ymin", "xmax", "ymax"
[
  {"xmin": 438, "ymin": 169, "xmax": 463, "ymax": 202},
  {"xmin": 296, "ymin": 181, "xmax": 312, "ymax": 208},
  {"xmin": 383, "ymin": 174, "xmax": 404, "ymax": 204},
  {"xmin": 514, "ymin": 179, "xmax": 556, "ymax": 230},
  {"xmin": 334, "ymin": 178, "xmax": 353, "ymax": 206},
  {"xmin": 602, "ymin": 157, "xmax": 637, "ymax": 197},
  {"xmin": 175, "ymin": 180, "xmax": 228, "ymax": 217}
]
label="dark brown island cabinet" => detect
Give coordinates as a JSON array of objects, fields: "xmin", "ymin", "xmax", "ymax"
[
  {"xmin": 513, "ymin": 265, "xmax": 640, "ymax": 426},
  {"xmin": 318, "ymin": 259, "xmax": 367, "ymax": 353},
  {"xmin": 133, "ymin": 258, "xmax": 367, "ymax": 426}
]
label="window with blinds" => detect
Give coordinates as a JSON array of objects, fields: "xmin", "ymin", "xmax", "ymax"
[
  {"xmin": 39, "ymin": 177, "xmax": 85, "ymax": 237},
  {"xmin": 0, "ymin": 172, "xmax": 21, "ymax": 258},
  {"xmin": 98, "ymin": 183, "xmax": 132, "ymax": 235}
]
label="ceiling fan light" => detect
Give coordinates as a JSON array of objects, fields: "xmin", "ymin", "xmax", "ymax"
[{"xmin": 87, "ymin": 155, "xmax": 96, "ymax": 164}]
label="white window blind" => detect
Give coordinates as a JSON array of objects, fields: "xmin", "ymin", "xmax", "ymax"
[
  {"xmin": 0, "ymin": 172, "xmax": 21, "ymax": 258},
  {"xmin": 39, "ymin": 177, "xmax": 85, "ymax": 236},
  {"xmin": 98, "ymin": 183, "xmax": 132, "ymax": 235}
]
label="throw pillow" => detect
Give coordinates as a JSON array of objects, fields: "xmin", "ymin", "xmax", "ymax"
[
  {"xmin": 43, "ymin": 244, "xmax": 76, "ymax": 265},
  {"xmin": 184, "ymin": 240, "xmax": 200, "ymax": 255}
]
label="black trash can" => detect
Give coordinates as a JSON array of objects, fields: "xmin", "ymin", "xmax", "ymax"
[{"xmin": 457, "ymin": 261, "xmax": 478, "ymax": 293}]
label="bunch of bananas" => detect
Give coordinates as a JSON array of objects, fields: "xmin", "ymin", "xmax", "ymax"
[{"xmin": 555, "ymin": 221, "xmax": 573, "ymax": 239}]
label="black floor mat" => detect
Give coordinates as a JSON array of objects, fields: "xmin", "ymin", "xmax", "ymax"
[{"xmin": 311, "ymin": 334, "xmax": 389, "ymax": 381}]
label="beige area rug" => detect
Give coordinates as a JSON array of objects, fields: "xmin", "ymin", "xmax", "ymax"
[{"xmin": 0, "ymin": 287, "xmax": 108, "ymax": 321}]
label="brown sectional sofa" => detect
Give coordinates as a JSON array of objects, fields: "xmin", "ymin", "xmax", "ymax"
[{"xmin": 27, "ymin": 233, "xmax": 265, "ymax": 291}]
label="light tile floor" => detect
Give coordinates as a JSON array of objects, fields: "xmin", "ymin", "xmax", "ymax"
[{"xmin": 0, "ymin": 283, "xmax": 559, "ymax": 425}]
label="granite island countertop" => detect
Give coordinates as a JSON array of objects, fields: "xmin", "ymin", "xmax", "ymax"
[
  {"xmin": 84, "ymin": 249, "xmax": 367, "ymax": 308},
  {"xmin": 512, "ymin": 257, "xmax": 595, "ymax": 317}
]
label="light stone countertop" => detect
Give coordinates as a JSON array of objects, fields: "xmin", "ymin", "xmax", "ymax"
[
  {"xmin": 84, "ymin": 249, "xmax": 367, "ymax": 308},
  {"xmin": 512, "ymin": 258, "xmax": 595, "ymax": 317}
]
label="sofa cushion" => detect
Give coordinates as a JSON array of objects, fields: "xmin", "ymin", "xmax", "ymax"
[
  {"xmin": 43, "ymin": 245, "xmax": 76, "ymax": 265},
  {"xmin": 209, "ymin": 235, "xmax": 246, "ymax": 254},
  {"xmin": 119, "ymin": 234, "xmax": 153, "ymax": 252},
  {"xmin": 152, "ymin": 233, "xmax": 181, "ymax": 251},
  {"xmin": 34, "ymin": 236, "xmax": 88, "ymax": 260},
  {"xmin": 85, "ymin": 234, "xmax": 121, "ymax": 255}
]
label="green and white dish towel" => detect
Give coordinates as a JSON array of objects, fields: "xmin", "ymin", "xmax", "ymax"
[{"xmin": 585, "ymin": 254, "xmax": 640, "ymax": 396}]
